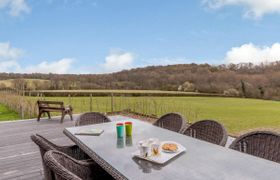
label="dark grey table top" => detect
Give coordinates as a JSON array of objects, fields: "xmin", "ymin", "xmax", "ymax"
[{"xmin": 64, "ymin": 118, "xmax": 280, "ymax": 180}]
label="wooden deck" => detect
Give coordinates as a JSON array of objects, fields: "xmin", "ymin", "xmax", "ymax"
[{"xmin": 0, "ymin": 116, "xmax": 77, "ymax": 180}]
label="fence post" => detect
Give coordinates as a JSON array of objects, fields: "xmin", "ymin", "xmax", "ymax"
[
  {"xmin": 20, "ymin": 104, "xmax": 24, "ymax": 119},
  {"xmin": 111, "ymin": 93, "xmax": 114, "ymax": 112},
  {"xmin": 68, "ymin": 94, "xmax": 71, "ymax": 105},
  {"xmin": 21, "ymin": 88, "xmax": 25, "ymax": 119},
  {"xmin": 90, "ymin": 94, "xmax": 93, "ymax": 112}
]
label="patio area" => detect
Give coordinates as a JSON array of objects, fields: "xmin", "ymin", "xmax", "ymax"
[{"xmin": 0, "ymin": 115, "xmax": 235, "ymax": 180}]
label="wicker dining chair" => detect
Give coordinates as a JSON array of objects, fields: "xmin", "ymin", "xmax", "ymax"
[
  {"xmin": 229, "ymin": 131, "xmax": 280, "ymax": 163},
  {"xmin": 75, "ymin": 112, "xmax": 111, "ymax": 126},
  {"xmin": 153, "ymin": 113, "xmax": 187, "ymax": 133},
  {"xmin": 44, "ymin": 150, "xmax": 113, "ymax": 180},
  {"xmin": 31, "ymin": 134, "xmax": 91, "ymax": 180},
  {"xmin": 183, "ymin": 120, "xmax": 228, "ymax": 146}
]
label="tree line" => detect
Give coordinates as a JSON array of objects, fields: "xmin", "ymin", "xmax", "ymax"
[{"xmin": 1, "ymin": 62, "xmax": 280, "ymax": 100}]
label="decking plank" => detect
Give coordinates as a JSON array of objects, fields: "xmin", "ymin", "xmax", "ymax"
[
  {"xmin": 0, "ymin": 138, "xmax": 71, "ymax": 159},
  {"xmin": 0, "ymin": 119, "xmax": 74, "ymax": 137},
  {"xmin": 0, "ymin": 129, "xmax": 74, "ymax": 147},
  {"xmin": 0, "ymin": 167, "xmax": 44, "ymax": 180}
]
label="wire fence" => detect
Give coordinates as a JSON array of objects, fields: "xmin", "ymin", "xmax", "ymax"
[{"xmin": 0, "ymin": 90, "xmax": 201, "ymax": 121}]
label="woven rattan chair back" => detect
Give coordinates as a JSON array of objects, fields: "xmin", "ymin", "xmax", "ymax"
[
  {"xmin": 31, "ymin": 134, "xmax": 60, "ymax": 180},
  {"xmin": 183, "ymin": 120, "xmax": 228, "ymax": 146},
  {"xmin": 229, "ymin": 131, "xmax": 280, "ymax": 163},
  {"xmin": 75, "ymin": 112, "xmax": 111, "ymax": 126},
  {"xmin": 44, "ymin": 150, "xmax": 95, "ymax": 180},
  {"xmin": 153, "ymin": 113, "xmax": 187, "ymax": 133}
]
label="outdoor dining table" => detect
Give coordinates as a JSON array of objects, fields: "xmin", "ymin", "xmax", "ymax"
[{"xmin": 64, "ymin": 117, "xmax": 280, "ymax": 180}]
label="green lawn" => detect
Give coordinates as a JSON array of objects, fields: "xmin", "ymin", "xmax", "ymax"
[
  {"xmin": 29, "ymin": 96, "xmax": 280, "ymax": 136},
  {"xmin": 0, "ymin": 104, "xmax": 19, "ymax": 121}
]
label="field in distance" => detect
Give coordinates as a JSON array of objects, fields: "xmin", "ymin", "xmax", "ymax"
[
  {"xmin": 29, "ymin": 89, "xmax": 222, "ymax": 97},
  {"xmin": 28, "ymin": 95, "xmax": 280, "ymax": 136},
  {"xmin": 0, "ymin": 79, "xmax": 50, "ymax": 89}
]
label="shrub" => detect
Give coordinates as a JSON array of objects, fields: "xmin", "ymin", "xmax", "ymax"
[
  {"xmin": 223, "ymin": 88, "xmax": 240, "ymax": 97},
  {"xmin": 182, "ymin": 81, "xmax": 195, "ymax": 92}
]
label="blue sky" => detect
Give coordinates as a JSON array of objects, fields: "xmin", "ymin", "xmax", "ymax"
[{"xmin": 0, "ymin": 0, "xmax": 280, "ymax": 74}]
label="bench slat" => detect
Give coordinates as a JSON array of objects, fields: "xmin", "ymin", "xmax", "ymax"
[
  {"xmin": 39, "ymin": 108, "xmax": 65, "ymax": 111},
  {"xmin": 37, "ymin": 100, "xmax": 64, "ymax": 105}
]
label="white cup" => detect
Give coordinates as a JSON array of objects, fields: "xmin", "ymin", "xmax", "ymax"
[{"xmin": 138, "ymin": 142, "xmax": 150, "ymax": 157}]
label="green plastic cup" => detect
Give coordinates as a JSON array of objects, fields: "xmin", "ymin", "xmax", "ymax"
[
  {"xmin": 125, "ymin": 122, "xmax": 132, "ymax": 137},
  {"xmin": 116, "ymin": 123, "xmax": 124, "ymax": 138}
]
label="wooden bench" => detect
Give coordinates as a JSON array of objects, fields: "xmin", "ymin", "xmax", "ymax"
[{"xmin": 37, "ymin": 100, "xmax": 73, "ymax": 123}]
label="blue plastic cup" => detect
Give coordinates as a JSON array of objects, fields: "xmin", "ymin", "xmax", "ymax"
[{"xmin": 116, "ymin": 123, "xmax": 124, "ymax": 138}]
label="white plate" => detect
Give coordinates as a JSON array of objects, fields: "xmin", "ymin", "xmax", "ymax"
[{"xmin": 132, "ymin": 141, "xmax": 186, "ymax": 164}]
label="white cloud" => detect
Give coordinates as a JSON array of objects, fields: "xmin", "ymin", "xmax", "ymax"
[
  {"xmin": 225, "ymin": 43, "xmax": 280, "ymax": 64},
  {"xmin": 0, "ymin": 42, "xmax": 22, "ymax": 72},
  {"xmin": 0, "ymin": 42, "xmax": 73, "ymax": 73},
  {"xmin": 0, "ymin": 42, "xmax": 23, "ymax": 61},
  {"xmin": 0, "ymin": 58, "xmax": 74, "ymax": 74},
  {"xmin": 0, "ymin": 60, "xmax": 20, "ymax": 72},
  {"xmin": 21, "ymin": 58, "xmax": 74, "ymax": 74},
  {"xmin": 0, "ymin": 0, "xmax": 30, "ymax": 17},
  {"xmin": 203, "ymin": 0, "xmax": 280, "ymax": 18},
  {"xmin": 103, "ymin": 50, "xmax": 134, "ymax": 72}
]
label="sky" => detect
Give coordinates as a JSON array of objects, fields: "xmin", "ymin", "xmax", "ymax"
[{"xmin": 0, "ymin": 0, "xmax": 280, "ymax": 74}]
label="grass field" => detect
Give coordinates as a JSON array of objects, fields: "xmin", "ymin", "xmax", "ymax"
[
  {"xmin": 0, "ymin": 104, "xmax": 19, "ymax": 121},
  {"xmin": 28, "ymin": 96, "xmax": 280, "ymax": 136}
]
